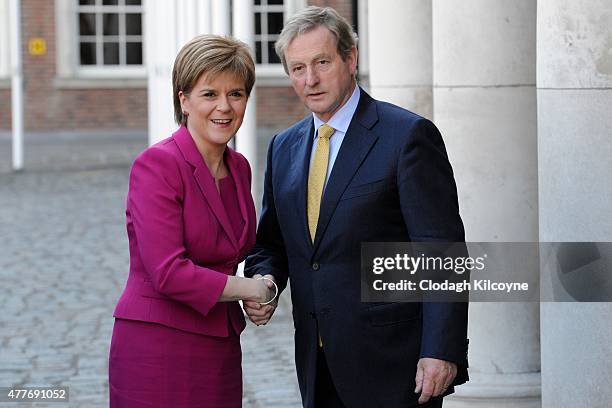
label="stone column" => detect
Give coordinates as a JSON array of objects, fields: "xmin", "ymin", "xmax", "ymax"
[
  {"xmin": 212, "ymin": 0, "xmax": 230, "ymax": 36},
  {"xmin": 145, "ymin": 0, "xmax": 177, "ymax": 144},
  {"xmin": 232, "ymin": 0, "xmax": 257, "ymax": 189},
  {"xmin": 538, "ymin": 1, "xmax": 612, "ymax": 406},
  {"xmin": 176, "ymin": 0, "xmax": 212, "ymax": 47},
  {"xmin": 146, "ymin": 0, "xmax": 222, "ymax": 144},
  {"xmin": 432, "ymin": 1, "xmax": 540, "ymax": 406},
  {"xmin": 9, "ymin": 0, "xmax": 24, "ymax": 170},
  {"xmin": 367, "ymin": 0, "xmax": 433, "ymax": 119},
  {"xmin": 0, "ymin": 0, "xmax": 10, "ymax": 79}
]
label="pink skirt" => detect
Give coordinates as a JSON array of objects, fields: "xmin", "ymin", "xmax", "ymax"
[{"xmin": 109, "ymin": 318, "xmax": 242, "ymax": 407}]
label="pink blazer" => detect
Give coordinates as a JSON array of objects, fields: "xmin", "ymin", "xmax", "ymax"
[{"xmin": 113, "ymin": 125, "xmax": 256, "ymax": 337}]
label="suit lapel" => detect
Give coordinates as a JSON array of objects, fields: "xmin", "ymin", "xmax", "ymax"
[
  {"xmin": 290, "ymin": 118, "xmax": 316, "ymax": 248},
  {"xmin": 173, "ymin": 126, "xmax": 239, "ymax": 251},
  {"xmin": 225, "ymin": 147, "xmax": 251, "ymax": 250},
  {"xmin": 313, "ymin": 90, "xmax": 380, "ymax": 250}
]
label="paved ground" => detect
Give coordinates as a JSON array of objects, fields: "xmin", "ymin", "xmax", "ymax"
[{"xmin": 0, "ymin": 133, "xmax": 301, "ymax": 407}]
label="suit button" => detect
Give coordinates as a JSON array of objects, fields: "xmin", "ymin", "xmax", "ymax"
[{"xmin": 312, "ymin": 262, "xmax": 320, "ymax": 271}]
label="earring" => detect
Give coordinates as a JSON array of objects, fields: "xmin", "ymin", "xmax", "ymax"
[{"xmin": 183, "ymin": 111, "xmax": 189, "ymax": 117}]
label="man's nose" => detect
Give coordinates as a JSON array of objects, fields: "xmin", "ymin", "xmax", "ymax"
[{"xmin": 305, "ymin": 67, "xmax": 319, "ymax": 87}]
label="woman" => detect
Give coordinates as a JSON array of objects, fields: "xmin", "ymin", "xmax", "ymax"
[{"xmin": 108, "ymin": 35, "xmax": 275, "ymax": 407}]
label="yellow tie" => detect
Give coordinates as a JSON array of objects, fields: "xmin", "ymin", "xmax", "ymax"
[
  {"xmin": 307, "ymin": 124, "xmax": 335, "ymax": 243},
  {"xmin": 309, "ymin": 124, "xmax": 335, "ymax": 349}
]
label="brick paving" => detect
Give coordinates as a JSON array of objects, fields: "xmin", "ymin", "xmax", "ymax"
[{"xmin": 0, "ymin": 133, "xmax": 301, "ymax": 407}]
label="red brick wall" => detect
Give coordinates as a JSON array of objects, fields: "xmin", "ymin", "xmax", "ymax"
[
  {"xmin": 0, "ymin": 89, "xmax": 10, "ymax": 128},
  {"xmin": 257, "ymin": 86, "xmax": 309, "ymax": 129}
]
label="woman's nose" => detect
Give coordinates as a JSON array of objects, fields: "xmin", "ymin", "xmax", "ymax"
[{"xmin": 216, "ymin": 97, "xmax": 231, "ymax": 112}]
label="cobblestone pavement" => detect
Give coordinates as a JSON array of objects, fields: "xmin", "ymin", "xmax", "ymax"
[{"xmin": 0, "ymin": 134, "xmax": 301, "ymax": 407}]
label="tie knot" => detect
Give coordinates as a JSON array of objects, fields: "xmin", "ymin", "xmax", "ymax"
[{"xmin": 318, "ymin": 124, "xmax": 335, "ymax": 140}]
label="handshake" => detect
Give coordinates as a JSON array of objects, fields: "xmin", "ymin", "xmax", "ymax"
[{"xmin": 243, "ymin": 274, "xmax": 279, "ymax": 326}]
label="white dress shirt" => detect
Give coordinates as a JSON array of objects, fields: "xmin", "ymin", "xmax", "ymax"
[{"xmin": 310, "ymin": 84, "xmax": 361, "ymax": 190}]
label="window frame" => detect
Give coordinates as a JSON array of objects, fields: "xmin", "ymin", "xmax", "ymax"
[
  {"xmin": 55, "ymin": 0, "xmax": 146, "ymax": 87},
  {"xmin": 254, "ymin": 0, "xmax": 305, "ymax": 79},
  {"xmin": 0, "ymin": 0, "xmax": 10, "ymax": 82},
  {"xmin": 254, "ymin": 0, "xmax": 284, "ymax": 66}
]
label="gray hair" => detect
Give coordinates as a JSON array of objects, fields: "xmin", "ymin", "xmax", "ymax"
[{"xmin": 275, "ymin": 6, "xmax": 358, "ymax": 74}]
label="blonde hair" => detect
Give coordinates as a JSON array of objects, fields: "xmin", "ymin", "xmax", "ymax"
[{"xmin": 172, "ymin": 35, "xmax": 255, "ymax": 125}]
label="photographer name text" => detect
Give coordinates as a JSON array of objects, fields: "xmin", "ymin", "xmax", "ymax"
[{"xmin": 373, "ymin": 279, "xmax": 528, "ymax": 293}]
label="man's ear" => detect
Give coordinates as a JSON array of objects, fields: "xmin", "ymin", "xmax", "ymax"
[{"xmin": 349, "ymin": 46, "xmax": 358, "ymax": 75}]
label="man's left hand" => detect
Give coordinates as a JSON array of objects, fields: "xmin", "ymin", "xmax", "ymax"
[{"xmin": 414, "ymin": 357, "xmax": 457, "ymax": 404}]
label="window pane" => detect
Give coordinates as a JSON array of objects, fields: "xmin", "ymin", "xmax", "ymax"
[
  {"xmin": 126, "ymin": 42, "xmax": 143, "ymax": 65},
  {"xmin": 103, "ymin": 42, "xmax": 119, "ymax": 64},
  {"xmin": 254, "ymin": 12, "xmax": 261, "ymax": 34},
  {"xmin": 103, "ymin": 13, "xmax": 119, "ymax": 35},
  {"xmin": 125, "ymin": 0, "xmax": 142, "ymax": 4},
  {"xmin": 103, "ymin": 0, "xmax": 118, "ymax": 5},
  {"xmin": 268, "ymin": 42, "xmax": 280, "ymax": 64},
  {"xmin": 255, "ymin": 41, "xmax": 262, "ymax": 64},
  {"xmin": 125, "ymin": 13, "xmax": 142, "ymax": 35},
  {"xmin": 268, "ymin": 12, "xmax": 284, "ymax": 34},
  {"xmin": 79, "ymin": 13, "xmax": 96, "ymax": 36},
  {"xmin": 79, "ymin": 0, "xmax": 95, "ymax": 5},
  {"xmin": 255, "ymin": 0, "xmax": 261, "ymax": 4},
  {"xmin": 268, "ymin": 0, "xmax": 284, "ymax": 4},
  {"xmin": 80, "ymin": 42, "xmax": 96, "ymax": 65}
]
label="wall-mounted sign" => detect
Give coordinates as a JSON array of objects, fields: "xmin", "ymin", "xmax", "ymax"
[{"xmin": 28, "ymin": 38, "xmax": 46, "ymax": 55}]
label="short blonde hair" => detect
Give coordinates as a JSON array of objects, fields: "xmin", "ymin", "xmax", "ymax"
[{"xmin": 172, "ymin": 35, "xmax": 255, "ymax": 125}]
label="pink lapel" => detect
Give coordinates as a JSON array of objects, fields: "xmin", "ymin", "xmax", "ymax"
[
  {"xmin": 225, "ymin": 147, "xmax": 251, "ymax": 249},
  {"xmin": 172, "ymin": 126, "xmax": 239, "ymax": 251}
]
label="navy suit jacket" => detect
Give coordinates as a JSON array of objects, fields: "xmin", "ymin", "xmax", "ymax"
[{"xmin": 245, "ymin": 89, "xmax": 468, "ymax": 407}]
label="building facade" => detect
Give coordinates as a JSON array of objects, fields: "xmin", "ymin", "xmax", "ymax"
[{"xmin": 0, "ymin": 0, "xmax": 355, "ymax": 133}]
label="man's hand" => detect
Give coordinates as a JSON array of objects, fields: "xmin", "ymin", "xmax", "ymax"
[
  {"xmin": 414, "ymin": 357, "xmax": 457, "ymax": 404},
  {"xmin": 242, "ymin": 274, "xmax": 278, "ymax": 326}
]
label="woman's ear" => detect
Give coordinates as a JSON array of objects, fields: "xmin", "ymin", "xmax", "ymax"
[{"xmin": 178, "ymin": 91, "xmax": 189, "ymax": 114}]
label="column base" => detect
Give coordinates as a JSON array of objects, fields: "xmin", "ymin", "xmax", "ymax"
[{"xmin": 444, "ymin": 372, "xmax": 541, "ymax": 408}]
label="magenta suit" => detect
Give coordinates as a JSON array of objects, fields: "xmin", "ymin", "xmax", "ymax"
[{"xmin": 109, "ymin": 125, "xmax": 256, "ymax": 407}]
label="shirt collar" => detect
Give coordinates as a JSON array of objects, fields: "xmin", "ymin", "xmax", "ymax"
[{"xmin": 313, "ymin": 84, "xmax": 361, "ymax": 137}]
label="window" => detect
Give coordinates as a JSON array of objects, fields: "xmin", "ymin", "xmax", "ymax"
[
  {"xmin": 254, "ymin": 0, "xmax": 285, "ymax": 66},
  {"xmin": 55, "ymin": 0, "xmax": 146, "ymax": 86},
  {"xmin": 76, "ymin": 0, "xmax": 143, "ymax": 66}
]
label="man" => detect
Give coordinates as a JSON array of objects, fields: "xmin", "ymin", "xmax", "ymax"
[{"xmin": 244, "ymin": 6, "xmax": 468, "ymax": 408}]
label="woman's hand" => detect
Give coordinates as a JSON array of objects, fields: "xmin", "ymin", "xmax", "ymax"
[
  {"xmin": 250, "ymin": 277, "xmax": 276, "ymax": 304},
  {"xmin": 218, "ymin": 275, "xmax": 276, "ymax": 303}
]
